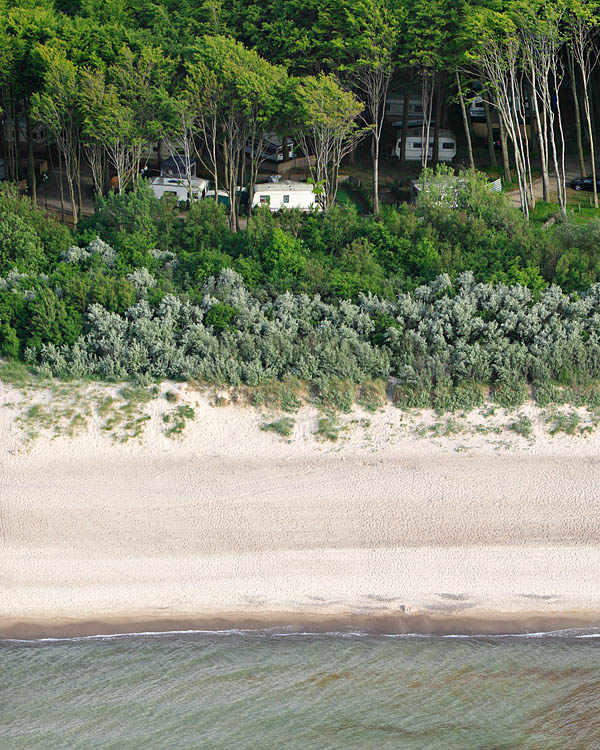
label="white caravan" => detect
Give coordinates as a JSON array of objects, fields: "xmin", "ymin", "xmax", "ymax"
[
  {"xmin": 394, "ymin": 128, "xmax": 457, "ymax": 162},
  {"xmin": 384, "ymin": 93, "xmax": 425, "ymax": 123},
  {"xmin": 246, "ymin": 134, "xmax": 294, "ymax": 162},
  {"xmin": 252, "ymin": 181, "xmax": 321, "ymax": 211},
  {"xmin": 149, "ymin": 176, "xmax": 208, "ymax": 201}
]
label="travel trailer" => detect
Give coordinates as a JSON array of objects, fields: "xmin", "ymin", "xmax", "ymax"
[
  {"xmin": 384, "ymin": 93, "xmax": 425, "ymax": 123},
  {"xmin": 3, "ymin": 117, "xmax": 47, "ymax": 145},
  {"xmin": 246, "ymin": 134, "xmax": 294, "ymax": 162},
  {"xmin": 394, "ymin": 128, "xmax": 457, "ymax": 162},
  {"xmin": 149, "ymin": 176, "xmax": 208, "ymax": 202},
  {"xmin": 251, "ymin": 180, "xmax": 321, "ymax": 211}
]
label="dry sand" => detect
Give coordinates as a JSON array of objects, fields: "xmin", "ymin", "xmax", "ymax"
[{"xmin": 1, "ymin": 382, "xmax": 600, "ymax": 638}]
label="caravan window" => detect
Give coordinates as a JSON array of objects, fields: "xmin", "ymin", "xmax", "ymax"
[
  {"xmin": 259, "ymin": 195, "xmax": 270, "ymax": 205},
  {"xmin": 411, "ymin": 141, "xmax": 422, "ymax": 148},
  {"xmin": 442, "ymin": 142, "xmax": 454, "ymax": 150},
  {"xmin": 283, "ymin": 195, "xmax": 290, "ymax": 204}
]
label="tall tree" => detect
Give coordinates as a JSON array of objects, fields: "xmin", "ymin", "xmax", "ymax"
[
  {"xmin": 32, "ymin": 46, "xmax": 82, "ymax": 225},
  {"xmin": 567, "ymin": 1, "xmax": 600, "ymax": 208},
  {"xmin": 292, "ymin": 73, "xmax": 366, "ymax": 209},
  {"xmin": 337, "ymin": 0, "xmax": 399, "ymax": 215}
]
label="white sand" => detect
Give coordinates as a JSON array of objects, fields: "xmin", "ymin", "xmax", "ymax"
[{"xmin": 1, "ymin": 382, "xmax": 600, "ymax": 636}]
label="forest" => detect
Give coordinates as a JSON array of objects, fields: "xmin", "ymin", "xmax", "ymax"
[{"xmin": 2, "ymin": 0, "xmax": 600, "ymax": 394}]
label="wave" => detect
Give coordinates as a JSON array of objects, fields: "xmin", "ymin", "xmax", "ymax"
[{"xmin": 3, "ymin": 626, "xmax": 600, "ymax": 644}]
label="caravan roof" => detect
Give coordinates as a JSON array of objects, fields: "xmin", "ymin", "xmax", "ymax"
[
  {"xmin": 403, "ymin": 127, "xmax": 455, "ymax": 141},
  {"xmin": 253, "ymin": 180, "xmax": 314, "ymax": 193}
]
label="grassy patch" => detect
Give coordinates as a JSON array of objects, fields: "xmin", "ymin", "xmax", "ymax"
[
  {"xmin": 316, "ymin": 378, "xmax": 355, "ymax": 413},
  {"xmin": 100, "ymin": 385, "xmax": 158, "ymax": 442},
  {"xmin": 252, "ymin": 376, "xmax": 304, "ymax": 413},
  {"xmin": 507, "ymin": 414, "xmax": 534, "ymax": 439},
  {"xmin": 261, "ymin": 417, "xmax": 295, "ymax": 438},
  {"xmin": 0, "ymin": 359, "xmax": 33, "ymax": 385},
  {"xmin": 163, "ymin": 404, "xmax": 195, "ymax": 438},
  {"xmin": 165, "ymin": 389, "xmax": 178, "ymax": 403},
  {"xmin": 545, "ymin": 409, "xmax": 583, "ymax": 436},
  {"xmin": 357, "ymin": 380, "xmax": 386, "ymax": 412},
  {"xmin": 491, "ymin": 381, "xmax": 530, "ymax": 410},
  {"xmin": 316, "ymin": 412, "xmax": 344, "ymax": 441},
  {"xmin": 392, "ymin": 385, "xmax": 431, "ymax": 410}
]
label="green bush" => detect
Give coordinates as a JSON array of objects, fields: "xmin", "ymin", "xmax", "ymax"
[{"xmin": 261, "ymin": 417, "xmax": 295, "ymax": 438}]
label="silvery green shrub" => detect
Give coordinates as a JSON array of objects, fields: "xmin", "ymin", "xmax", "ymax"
[{"xmin": 33, "ymin": 270, "xmax": 600, "ymax": 388}]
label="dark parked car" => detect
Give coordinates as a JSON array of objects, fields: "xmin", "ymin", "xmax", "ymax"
[{"xmin": 570, "ymin": 176, "xmax": 600, "ymax": 191}]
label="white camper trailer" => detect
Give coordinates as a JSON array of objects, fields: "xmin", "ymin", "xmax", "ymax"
[
  {"xmin": 394, "ymin": 128, "xmax": 457, "ymax": 162},
  {"xmin": 251, "ymin": 181, "xmax": 320, "ymax": 212},
  {"xmin": 246, "ymin": 134, "xmax": 294, "ymax": 162},
  {"xmin": 149, "ymin": 176, "xmax": 208, "ymax": 202},
  {"xmin": 385, "ymin": 93, "xmax": 425, "ymax": 123}
]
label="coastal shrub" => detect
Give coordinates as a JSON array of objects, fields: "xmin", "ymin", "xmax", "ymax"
[
  {"xmin": 491, "ymin": 381, "xmax": 531, "ymax": 410},
  {"xmin": 261, "ymin": 417, "xmax": 295, "ymax": 438},
  {"xmin": 508, "ymin": 414, "xmax": 534, "ymax": 439},
  {"xmin": 546, "ymin": 410, "xmax": 583, "ymax": 436},
  {"xmin": 22, "ymin": 271, "xmax": 600, "ymax": 399},
  {"xmin": 357, "ymin": 380, "xmax": 386, "ymax": 412},
  {"xmin": 315, "ymin": 378, "xmax": 355, "ymax": 413},
  {"xmin": 252, "ymin": 376, "xmax": 304, "ymax": 412}
]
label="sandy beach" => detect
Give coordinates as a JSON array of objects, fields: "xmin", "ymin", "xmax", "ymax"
[{"xmin": 1, "ymin": 381, "xmax": 600, "ymax": 638}]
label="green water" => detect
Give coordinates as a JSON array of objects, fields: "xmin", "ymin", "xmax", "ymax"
[{"xmin": 2, "ymin": 632, "xmax": 600, "ymax": 749}]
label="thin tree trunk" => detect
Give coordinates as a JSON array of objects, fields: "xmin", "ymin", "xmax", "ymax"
[
  {"xmin": 531, "ymin": 74, "xmax": 549, "ymax": 202},
  {"xmin": 432, "ymin": 80, "xmax": 443, "ymax": 166},
  {"xmin": 568, "ymin": 48, "xmax": 586, "ymax": 176},
  {"xmin": 76, "ymin": 143, "xmax": 83, "ymax": 219},
  {"xmin": 483, "ymin": 99, "xmax": 497, "ymax": 166},
  {"xmin": 400, "ymin": 88, "xmax": 410, "ymax": 163},
  {"xmin": 498, "ymin": 114, "xmax": 511, "ymax": 183},
  {"xmin": 56, "ymin": 147, "xmax": 65, "ymax": 223},
  {"xmin": 372, "ymin": 132, "xmax": 380, "ymax": 215},
  {"xmin": 581, "ymin": 76, "xmax": 597, "ymax": 208},
  {"xmin": 25, "ymin": 104, "xmax": 36, "ymax": 203},
  {"xmin": 456, "ymin": 72, "xmax": 474, "ymax": 170}
]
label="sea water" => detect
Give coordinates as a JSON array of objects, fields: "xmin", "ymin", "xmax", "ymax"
[{"xmin": 2, "ymin": 630, "xmax": 600, "ymax": 749}]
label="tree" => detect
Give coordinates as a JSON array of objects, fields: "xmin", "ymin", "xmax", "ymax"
[
  {"xmin": 32, "ymin": 46, "xmax": 82, "ymax": 226},
  {"xmin": 80, "ymin": 45, "xmax": 173, "ymax": 194},
  {"xmin": 521, "ymin": 0, "xmax": 568, "ymax": 215},
  {"xmin": 319, "ymin": 0, "xmax": 399, "ymax": 214},
  {"xmin": 567, "ymin": 1, "xmax": 600, "ymax": 208},
  {"xmin": 187, "ymin": 36, "xmax": 289, "ymax": 229},
  {"xmin": 292, "ymin": 74, "xmax": 366, "ymax": 209}
]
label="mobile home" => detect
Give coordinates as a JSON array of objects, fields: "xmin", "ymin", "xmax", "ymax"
[
  {"xmin": 394, "ymin": 128, "xmax": 457, "ymax": 162},
  {"xmin": 149, "ymin": 176, "xmax": 207, "ymax": 202},
  {"xmin": 251, "ymin": 180, "xmax": 320, "ymax": 211},
  {"xmin": 246, "ymin": 134, "xmax": 294, "ymax": 162},
  {"xmin": 384, "ymin": 93, "xmax": 425, "ymax": 123}
]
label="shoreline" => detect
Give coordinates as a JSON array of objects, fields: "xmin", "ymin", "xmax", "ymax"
[{"xmin": 4, "ymin": 610, "xmax": 600, "ymax": 641}]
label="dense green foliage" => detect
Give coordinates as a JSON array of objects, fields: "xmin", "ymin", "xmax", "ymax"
[{"xmin": 2, "ymin": 175, "xmax": 600, "ymax": 392}]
